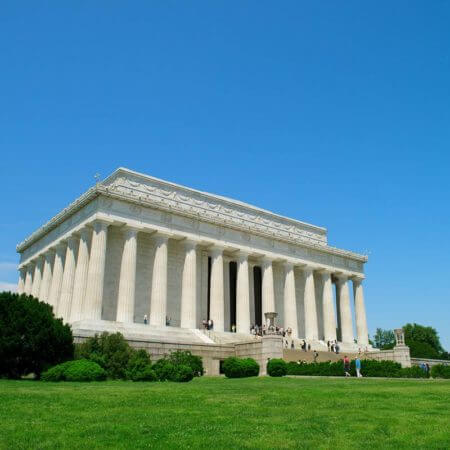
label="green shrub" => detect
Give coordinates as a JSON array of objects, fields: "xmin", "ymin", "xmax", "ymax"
[
  {"xmin": 126, "ymin": 349, "xmax": 157, "ymax": 381},
  {"xmin": 76, "ymin": 332, "xmax": 133, "ymax": 379},
  {"xmin": 223, "ymin": 357, "xmax": 244, "ymax": 378},
  {"xmin": 126, "ymin": 349, "xmax": 151, "ymax": 380},
  {"xmin": 242, "ymin": 358, "xmax": 260, "ymax": 377},
  {"xmin": 130, "ymin": 366, "xmax": 158, "ymax": 382},
  {"xmin": 431, "ymin": 364, "xmax": 450, "ymax": 379},
  {"xmin": 267, "ymin": 359, "xmax": 287, "ymax": 377},
  {"xmin": 358, "ymin": 360, "xmax": 402, "ymax": 378},
  {"xmin": 64, "ymin": 359, "xmax": 107, "ymax": 381},
  {"xmin": 153, "ymin": 359, "xmax": 176, "ymax": 381},
  {"xmin": 287, "ymin": 360, "xmax": 408, "ymax": 378},
  {"xmin": 287, "ymin": 361, "xmax": 343, "ymax": 376},
  {"xmin": 400, "ymin": 366, "xmax": 429, "ymax": 378},
  {"xmin": 41, "ymin": 361, "xmax": 71, "ymax": 382},
  {"xmin": 167, "ymin": 350, "xmax": 204, "ymax": 377},
  {"xmin": 170, "ymin": 364, "xmax": 194, "ymax": 382},
  {"xmin": 223, "ymin": 357, "xmax": 259, "ymax": 378},
  {"xmin": 42, "ymin": 360, "xmax": 106, "ymax": 382},
  {"xmin": 0, "ymin": 292, "xmax": 74, "ymax": 379}
]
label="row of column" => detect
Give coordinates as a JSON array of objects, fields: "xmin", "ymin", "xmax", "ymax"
[
  {"xmin": 17, "ymin": 220, "xmax": 369, "ymax": 345},
  {"xmin": 18, "ymin": 221, "xmax": 110, "ymax": 324}
]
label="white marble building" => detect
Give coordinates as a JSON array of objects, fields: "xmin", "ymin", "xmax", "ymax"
[{"xmin": 16, "ymin": 168, "xmax": 369, "ymax": 352}]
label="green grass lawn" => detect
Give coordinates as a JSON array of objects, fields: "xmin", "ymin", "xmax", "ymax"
[{"xmin": 1, "ymin": 377, "xmax": 449, "ymax": 449}]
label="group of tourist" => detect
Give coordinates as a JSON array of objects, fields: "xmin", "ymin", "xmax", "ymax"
[
  {"xmin": 343, "ymin": 355, "xmax": 363, "ymax": 377},
  {"xmin": 201, "ymin": 319, "xmax": 214, "ymax": 330},
  {"xmin": 327, "ymin": 340, "xmax": 340, "ymax": 354},
  {"xmin": 420, "ymin": 362, "xmax": 431, "ymax": 375},
  {"xmin": 250, "ymin": 324, "xmax": 289, "ymax": 337},
  {"xmin": 142, "ymin": 315, "xmax": 172, "ymax": 326}
]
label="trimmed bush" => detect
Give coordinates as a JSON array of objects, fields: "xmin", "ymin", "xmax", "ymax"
[
  {"xmin": 64, "ymin": 360, "xmax": 107, "ymax": 381},
  {"xmin": 286, "ymin": 360, "xmax": 422, "ymax": 378},
  {"xmin": 170, "ymin": 364, "xmax": 194, "ymax": 382},
  {"xmin": 267, "ymin": 359, "xmax": 287, "ymax": 377},
  {"xmin": 287, "ymin": 361, "xmax": 343, "ymax": 377},
  {"xmin": 130, "ymin": 365, "xmax": 158, "ymax": 382},
  {"xmin": 0, "ymin": 292, "xmax": 74, "ymax": 379},
  {"xmin": 400, "ymin": 366, "xmax": 429, "ymax": 379},
  {"xmin": 242, "ymin": 358, "xmax": 260, "ymax": 377},
  {"xmin": 431, "ymin": 364, "xmax": 450, "ymax": 379},
  {"xmin": 167, "ymin": 350, "xmax": 204, "ymax": 377},
  {"xmin": 153, "ymin": 359, "xmax": 176, "ymax": 381},
  {"xmin": 223, "ymin": 357, "xmax": 260, "ymax": 378},
  {"xmin": 41, "ymin": 361, "xmax": 72, "ymax": 382},
  {"xmin": 42, "ymin": 360, "xmax": 106, "ymax": 382}
]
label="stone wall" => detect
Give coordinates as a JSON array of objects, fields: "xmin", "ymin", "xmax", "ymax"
[
  {"xmin": 366, "ymin": 346, "xmax": 411, "ymax": 368},
  {"xmin": 410, "ymin": 357, "xmax": 450, "ymax": 367}
]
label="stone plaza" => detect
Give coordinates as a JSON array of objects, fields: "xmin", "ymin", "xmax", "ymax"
[{"xmin": 16, "ymin": 168, "xmax": 373, "ymax": 373}]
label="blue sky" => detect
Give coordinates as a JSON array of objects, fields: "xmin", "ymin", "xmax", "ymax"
[{"xmin": 1, "ymin": 1, "xmax": 449, "ymax": 348}]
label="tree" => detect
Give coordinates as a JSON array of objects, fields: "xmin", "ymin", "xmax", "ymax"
[
  {"xmin": 0, "ymin": 292, "xmax": 74, "ymax": 379},
  {"xmin": 373, "ymin": 328, "xmax": 395, "ymax": 350},
  {"xmin": 403, "ymin": 323, "xmax": 446, "ymax": 359},
  {"xmin": 76, "ymin": 332, "xmax": 133, "ymax": 379}
]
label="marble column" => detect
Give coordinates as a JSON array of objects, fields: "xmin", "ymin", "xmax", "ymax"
[
  {"xmin": 24, "ymin": 264, "xmax": 34, "ymax": 295},
  {"xmin": 58, "ymin": 236, "xmax": 78, "ymax": 320},
  {"xmin": 236, "ymin": 251, "xmax": 250, "ymax": 334},
  {"xmin": 150, "ymin": 233, "xmax": 169, "ymax": 327},
  {"xmin": 48, "ymin": 243, "xmax": 66, "ymax": 310},
  {"xmin": 84, "ymin": 221, "xmax": 109, "ymax": 320},
  {"xmin": 353, "ymin": 278, "xmax": 369, "ymax": 346},
  {"xmin": 209, "ymin": 246, "xmax": 224, "ymax": 332},
  {"xmin": 180, "ymin": 239, "xmax": 198, "ymax": 329},
  {"xmin": 261, "ymin": 257, "xmax": 275, "ymax": 325},
  {"xmin": 116, "ymin": 227, "xmax": 139, "ymax": 323},
  {"xmin": 17, "ymin": 267, "xmax": 26, "ymax": 294},
  {"xmin": 303, "ymin": 266, "xmax": 319, "ymax": 341},
  {"xmin": 31, "ymin": 257, "xmax": 44, "ymax": 298},
  {"xmin": 39, "ymin": 250, "xmax": 54, "ymax": 303},
  {"xmin": 70, "ymin": 228, "xmax": 91, "ymax": 322},
  {"xmin": 283, "ymin": 261, "xmax": 298, "ymax": 338},
  {"xmin": 321, "ymin": 271, "xmax": 337, "ymax": 342},
  {"xmin": 336, "ymin": 275, "xmax": 354, "ymax": 344}
]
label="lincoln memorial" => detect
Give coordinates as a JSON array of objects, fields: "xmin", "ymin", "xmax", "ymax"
[{"xmin": 16, "ymin": 168, "xmax": 371, "ymax": 372}]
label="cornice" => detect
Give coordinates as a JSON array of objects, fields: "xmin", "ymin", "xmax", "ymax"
[{"xmin": 16, "ymin": 168, "xmax": 368, "ymax": 263}]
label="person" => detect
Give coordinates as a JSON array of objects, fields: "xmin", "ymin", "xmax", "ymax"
[
  {"xmin": 355, "ymin": 357, "xmax": 362, "ymax": 377},
  {"xmin": 307, "ymin": 343, "xmax": 311, "ymax": 352},
  {"xmin": 302, "ymin": 340, "xmax": 307, "ymax": 352},
  {"xmin": 343, "ymin": 356, "xmax": 351, "ymax": 377},
  {"xmin": 327, "ymin": 340, "xmax": 331, "ymax": 351},
  {"xmin": 231, "ymin": 324, "xmax": 236, "ymax": 333},
  {"xmin": 166, "ymin": 316, "xmax": 171, "ymax": 326},
  {"xmin": 291, "ymin": 340, "xmax": 294, "ymax": 349},
  {"xmin": 262, "ymin": 324, "xmax": 267, "ymax": 335},
  {"xmin": 143, "ymin": 314, "xmax": 148, "ymax": 325},
  {"xmin": 207, "ymin": 318, "xmax": 213, "ymax": 330},
  {"xmin": 313, "ymin": 350, "xmax": 319, "ymax": 363},
  {"xmin": 335, "ymin": 343, "xmax": 340, "ymax": 354}
]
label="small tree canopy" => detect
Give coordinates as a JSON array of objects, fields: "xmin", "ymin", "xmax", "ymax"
[
  {"xmin": 373, "ymin": 328, "xmax": 395, "ymax": 350},
  {"xmin": 0, "ymin": 292, "xmax": 74, "ymax": 378}
]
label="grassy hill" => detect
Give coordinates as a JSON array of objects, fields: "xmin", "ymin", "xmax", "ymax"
[{"xmin": 1, "ymin": 377, "xmax": 449, "ymax": 449}]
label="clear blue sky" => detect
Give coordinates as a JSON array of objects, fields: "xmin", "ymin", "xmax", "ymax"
[{"xmin": 1, "ymin": 1, "xmax": 449, "ymax": 349}]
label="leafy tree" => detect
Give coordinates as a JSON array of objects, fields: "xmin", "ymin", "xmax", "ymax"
[
  {"xmin": 0, "ymin": 292, "xmax": 74, "ymax": 379},
  {"xmin": 167, "ymin": 350, "xmax": 204, "ymax": 376},
  {"xmin": 76, "ymin": 332, "xmax": 133, "ymax": 379},
  {"xmin": 373, "ymin": 328, "xmax": 395, "ymax": 350},
  {"xmin": 403, "ymin": 323, "xmax": 444, "ymax": 356}
]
